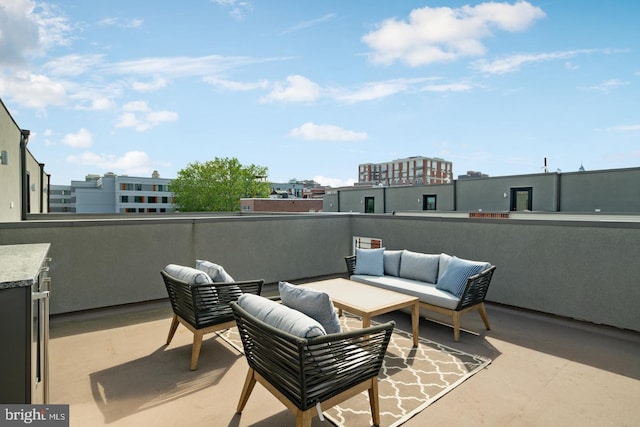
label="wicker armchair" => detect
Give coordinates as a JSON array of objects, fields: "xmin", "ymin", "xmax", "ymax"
[
  {"xmin": 161, "ymin": 270, "xmax": 264, "ymax": 370},
  {"xmin": 230, "ymin": 300, "xmax": 395, "ymax": 427},
  {"xmin": 346, "ymin": 254, "xmax": 496, "ymax": 341}
]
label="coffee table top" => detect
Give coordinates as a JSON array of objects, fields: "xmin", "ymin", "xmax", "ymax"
[{"xmin": 299, "ymin": 278, "xmax": 418, "ymax": 317}]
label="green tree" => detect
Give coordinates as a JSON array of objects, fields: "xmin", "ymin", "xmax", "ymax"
[{"xmin": 170, "ymin": 157, "xmax": 270, "ymax": 212}]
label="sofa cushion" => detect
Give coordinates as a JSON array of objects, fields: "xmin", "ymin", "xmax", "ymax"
[
  {"xmin": 350, "ymin": 274, "xmax": 460, "ymax": 310},
  {"xmin": 237, "ymin": 293, "xmax": 326, "ymax": 338},
  {"xmin": 278, "ymin": 281, "xmax": 341, "ymax": 334},
  {"xmin": 195, "ymin": 259, "xmax": 234, "ymax": 282},
  {"xmin": 399, "ymin": 250, "xmax": 440, "ymax": 284},
  {"xmin": 164, "ymin": 264, "xmax": 212, "ymax": 285},
  {"xmin": 436, "ymin": 257, "xmax": 490, "ymax": 297},
  {"xmin": 438, "ymin": 253, "xmax": 453, "ymax": 283},
  {"xmin": 383, "ymin": 250, "xmax": 403, "ymax": 276},
  {"xmin": 354, "ymin": 247, "xmax": 385, "ymax": 276}
]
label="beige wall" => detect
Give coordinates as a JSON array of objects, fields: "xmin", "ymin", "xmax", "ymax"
[
  {"xmin": 0, "ymin": 101, "xmax": 23, "ymax": 222},
  {"xmin": 0, "ymin": 100, "xmax": 49, "ymax": 221}
]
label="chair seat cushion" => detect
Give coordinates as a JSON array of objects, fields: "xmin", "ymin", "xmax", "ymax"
[
  {"xmin": 237, "ymin": 294, "xmax": 326, "ymax": 338},
  {"xmin": 278, "ymin": 281, "xmax": 341, "ymax": 334}
]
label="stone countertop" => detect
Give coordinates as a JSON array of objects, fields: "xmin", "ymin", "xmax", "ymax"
[{"xmin": 0, "ymin": 243, "xmax": 51, "ymax": 290}]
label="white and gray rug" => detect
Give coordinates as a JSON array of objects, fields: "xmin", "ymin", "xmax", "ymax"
[{"xmin": 217, "ymin": 314, "xmax": 491, "ymax": 427}]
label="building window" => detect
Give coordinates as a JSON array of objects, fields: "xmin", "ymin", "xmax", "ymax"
[
  {"xmin": 121, "ymin": 196, "xmax": 129, "ymax": 203},
  {"xmin": 148, "ymin": 196, "xmax": 157, "ymax": 204},
  {"xmin": 161, "ymin": 196, "xmax": 168, "ymax": 203},
  {"xmin": 134, "ymin": 196, "xmax": 144, "ymax": 203},
  {"xmin": 423, "ymin": 195, "xmax": 437, "ymax": 211}
]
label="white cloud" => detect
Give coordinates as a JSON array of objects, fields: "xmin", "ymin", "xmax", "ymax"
[
  {"xmin": 607, "ymin": 124, "xmax": 640, "ymax": 132},
  {"xmin": 98, "ymin": 17, "xmax": 143, "ymax": 29},
  {"xmin": 473, "ymin": 50, "xmax": 591, "ymax": 75},
  {"xmin": 290, "ymin": 122, "xmax": 368, "ymax": 141},
  {"xmin": 66, "ymin": 150, "xmax": 161, "ymax": 175},
  {"xmin": 280, "ymin": 13, "xmax": 336, "ymax": 35},
  {"xmin": 421, "ymin": 82, "xmax": 473, "ymax": 92},
  {"xmin": 313, "ymin": 175, "xmax": 356, "ymax": 188},
  {"xmin": 261, "ymin": 75, "xmax": 321, "ymax": 103},
  {"xmin": 0, "ymin": 0, "xmax": 40, "ymax": 65},
  {"xmin": 115, "ymin": 101, "xmax": 178, "ymax": 131},
  {"xmin": 580, "ymin": 79, "xmax": 629, "ymax": 93},
  {"xmin": 335, "ymin": 78, "xmax": 434, "ymax": 103},
  {"xmin": 210, "ymin": 0, "xmax": 253, "ymax": 21},
  {"xmin": 204, "ymin": 77, "xmax": 269, "ymax": 91},
  {"xmin": 0, "ymin": 72, "xmax": 67, "ymax": 108},
  {"xmin": 62, "ymin": 128, "xmax": 93, "ymax": 148},
  {"xmin": 362, "ymin": 1, "xmax": 545, "ymax": 66},
  {"xmin": 131, "ymin": 77, "xmax": 168, "ymax": 92},
  {"xmin": 106, "ymin": 54, "xmax": 286, "ymax": 79},
  {"xmin": 44, "ymin": 54, "xmax": 105, "ymax": 76}
]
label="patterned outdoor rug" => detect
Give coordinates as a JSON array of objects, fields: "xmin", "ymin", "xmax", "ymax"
[{"xmin": 217, "ymin": 315, "xmax": 491, "ymax": 427}]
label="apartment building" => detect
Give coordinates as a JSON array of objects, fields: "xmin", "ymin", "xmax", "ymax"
[
  {"xmin": 359, "ymin": 156, "xmax": 453, "ymax": 186},
  {"xmin": 50, "ymin": 171, "xmax": 175, "ymax": 214}
]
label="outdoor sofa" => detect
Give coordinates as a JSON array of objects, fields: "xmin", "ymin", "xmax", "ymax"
[{"xmin": 346, "ymin": 248, "xmax": 496, "ymax": 341}]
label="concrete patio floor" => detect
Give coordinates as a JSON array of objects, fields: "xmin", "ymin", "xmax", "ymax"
[{"xmin": 49, "ymin": 287, "xmax": 640, "ymax": 427}]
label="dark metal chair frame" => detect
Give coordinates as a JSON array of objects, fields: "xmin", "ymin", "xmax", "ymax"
[
  {"xmin": 161, "ymin": 270, "xmax": 264, "ymax": 370},
  {"xmin": 346, "ymin": 255, "xmax": 496, "ymax": 341},
  {"xmin": 230, "ymin": 300, "xmax": 395, "ymax": 427}
]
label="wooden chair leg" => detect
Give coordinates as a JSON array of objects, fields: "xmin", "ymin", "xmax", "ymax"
[
  {"xmin": 190, "ymin": 330, "xmax": 204, "ymax": 371},
  {"xmin": 295, "ymin": 409, "xmax": 313, "ymax": 427},
  {"xmin": 368, "ymin": 378, "xmax": 380, "ymax": 427},
  {"xmin": 237, "ymin": 368, "xmax": 257, "ymax": 413},
  {"xmin": 452, "ymin": 312, "xmax": 461, "ymax": 342},
  {"xmin": 478, "ymin": 303, "xmax": 491, "ymax": 330},
  {"xmin": 166, "ymin": 314, "xmax": 179, "ymax": 345}
]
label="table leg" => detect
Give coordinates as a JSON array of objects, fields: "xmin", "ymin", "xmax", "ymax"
[
  {"xmin": 362, "ymin": 315, "xmax": 371, "ymax": 329},
  {"xmin": 411, "ymin": 302, "xmax": 419, "ymax": 347}
]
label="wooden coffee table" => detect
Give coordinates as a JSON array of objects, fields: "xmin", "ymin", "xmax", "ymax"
[{"xmin": 300, "ymin": 278, "xmax": 420, "ymax": 346}]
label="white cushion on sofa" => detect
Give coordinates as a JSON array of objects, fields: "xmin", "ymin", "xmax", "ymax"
[
  {"xmin": 350, "ymin": 274, "xmax": 460, "ymax": 310},
  {"xmin": 399, "ymin": 250, "xmax": 440, "ymax": 284},
  {"xmin": 164, "ymin": 264, "xmax": 212, "ymax": 285},
  {"xmin": 237, "ymin": 293, "xmax": 326, "ymax": 338}
]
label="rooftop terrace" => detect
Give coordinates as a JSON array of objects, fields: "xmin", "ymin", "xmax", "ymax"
[
  {"xmin": 50, "ymin": 289, "xmax": 640, "ymax": 426},
  {"xmin": 2, "ymin": 212, "xmax": 640, "ymax": 425}
]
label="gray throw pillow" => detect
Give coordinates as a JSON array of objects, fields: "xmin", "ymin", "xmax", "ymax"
[
  {"xmin": 195, "ymin": 259, "xmax": 235, "ymax": 282},
  {"xmin": 354, "ymin": 247, "xmax": 385, "ymax": 276},
  {"xmin": 383, "ymin": 250, "xmax": 403, "ymax": 276},
  {"xmin": 399, "ymin": 250, "xmax": 440, "ymax": 283},
  {"xmin": 436, "ymin": 257, "xmax": 490, "ymax": 297},
  {"xmin": 278, "ymin": 281, "xmax": 341, "ymax": 334}
]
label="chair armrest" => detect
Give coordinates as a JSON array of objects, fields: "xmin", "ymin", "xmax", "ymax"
[
  {"xmin": 345, "ymin": 255, "xmax": 356, "ymax": 276},
  {"xmin": 456, "ymin": 265, "xmax": 496, "ymax": 311}
]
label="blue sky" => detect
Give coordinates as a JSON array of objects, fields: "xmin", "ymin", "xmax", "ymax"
[{"xmin": 1, "ymin": 0, "xmax": 638, "ymax": 186}]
